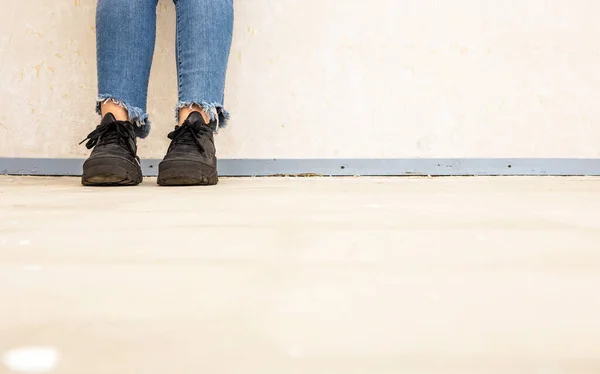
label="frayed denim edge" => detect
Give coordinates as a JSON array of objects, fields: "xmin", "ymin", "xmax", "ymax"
[
  {"xmin": 175, "ymin": 102, "xmax": 230, "ymax": 133},
  {"xmin": 96, "ymin": 95, "xmax": 151, "ymax": 138}
]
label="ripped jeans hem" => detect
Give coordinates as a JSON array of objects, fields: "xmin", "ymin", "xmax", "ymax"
[{"xmin": 96, "ymin": 95, "xmax": 150, "ymax": 138}]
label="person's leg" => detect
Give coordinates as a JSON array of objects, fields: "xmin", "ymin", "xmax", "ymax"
[
  {"xmin": 157, "ymin": 0, "xmax": 234, "ymax": 186},
  {"xmin": 175, "ymin": 0, "xmax": 234, "ymax": 127},
  {"xmin": 81, "ymin": 0, "xmax": 158, "ymax": 186},
  {"xmin": 96, "ymin": 0, "xmax": 158, "ymax": 137}
]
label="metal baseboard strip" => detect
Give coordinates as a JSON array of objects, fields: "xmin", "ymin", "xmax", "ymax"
[{"xmin": 1, "ymin": 158, "xmax": 600, "ymax": 177}]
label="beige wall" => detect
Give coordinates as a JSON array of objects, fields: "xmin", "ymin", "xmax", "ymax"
[{"xmin": 1, "ymin": 0, "xmax": 599, "ymax": 159}]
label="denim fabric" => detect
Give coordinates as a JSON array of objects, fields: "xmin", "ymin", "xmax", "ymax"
[{"xmin": 96, "ymin": 0, "xmax": 234, "ymax": 138}]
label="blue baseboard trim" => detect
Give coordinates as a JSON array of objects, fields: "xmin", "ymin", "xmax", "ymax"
[{"xmin": 1, "ymin": 158, "xmax": 600, "ymax": 177}]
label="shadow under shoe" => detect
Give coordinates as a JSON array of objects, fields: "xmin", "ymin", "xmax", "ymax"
[
  {"xmin": 158, "ymin": 112, "xmax": 218, "ymax": 186},
  {"xmin": 80, "ymin": 113, "xmax": 143, "ymax": 186}
]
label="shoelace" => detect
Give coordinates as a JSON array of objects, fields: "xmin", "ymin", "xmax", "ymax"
[
  {"xmin": 79, "ymin": 121, "xmax": 136, "ymax": 153},
  {"xmin": 167, "ymin": 121, "xmax": 211, "ymax": 154}
]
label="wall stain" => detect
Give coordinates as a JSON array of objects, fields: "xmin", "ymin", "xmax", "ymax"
[
  {"xmin": 74, "ymin": 0, "xmax": 81, "ymax": 6},
  {"xmin": 25, "ymin": 27, "xmax": 53, "ymax": 46},
  {"xmin": 25, "ymin": 27, "xmax": 45, "ymax": 39},
  {"xmin": 33, "ymin": 62, "xmax": 45, "ymax": 78}
]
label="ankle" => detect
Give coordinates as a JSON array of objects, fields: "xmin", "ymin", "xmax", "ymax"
[
  {"xmin": 101, "ymin": 102, "xmax": 129, "ymax": 122},
  {"xmin": 179, "ymin": 105, "xmax": 210, "ymax": 125}
]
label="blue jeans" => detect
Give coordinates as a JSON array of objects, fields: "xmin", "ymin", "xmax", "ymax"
[{"xmin": 96, "ymin": 0, "xmax": 234, "ymax": 138}]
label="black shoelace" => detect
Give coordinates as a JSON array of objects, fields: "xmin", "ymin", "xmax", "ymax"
[
  {"xmin": 80, "ymin": 121, "xmax": 136, "ymax": 153},
  {"xmin": 167, "ymin": 121, "xmax": 211, "ymax": 154}
]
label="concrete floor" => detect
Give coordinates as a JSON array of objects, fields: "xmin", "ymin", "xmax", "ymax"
[{"xmin": 1, "ymin": 176, "xmax": 600, "ymax": 374}]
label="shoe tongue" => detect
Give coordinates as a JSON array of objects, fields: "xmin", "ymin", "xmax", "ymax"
[
  {"xmin": 100, "ymin": 113, "xmax": 118, "ymax": 126},
  {"xmin": 185, "ymin": 111, "xmax": 207, "ymax": 126},
  {"xmin": 100, "ymin": 113, "xmax": 134, "ymax": 133}
]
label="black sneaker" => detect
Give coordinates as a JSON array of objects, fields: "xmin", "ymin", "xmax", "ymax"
[
  {"xmin": 157, "ymin": 112, "xmax": 218, "ymax": 186},
  {"xmin": 80, "ymin": 113, "xmax": 142, "ymax": 186}
]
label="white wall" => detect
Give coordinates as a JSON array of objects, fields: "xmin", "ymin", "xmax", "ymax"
[{"xmin": 1, "ymin": 0, "xmax": 599, "ymax": 159}]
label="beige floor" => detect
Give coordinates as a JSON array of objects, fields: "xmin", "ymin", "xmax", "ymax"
[{"xmin": 1, "ymin": 176, "xmax": 600, "ymax": 374}]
